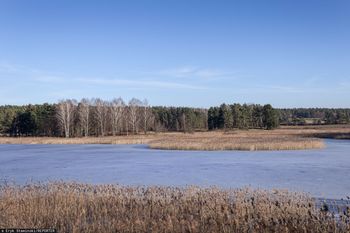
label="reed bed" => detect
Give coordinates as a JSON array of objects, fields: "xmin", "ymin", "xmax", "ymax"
[
  {"xmin": 1, "ymin": 125, "xmax": 349, "ymax": 150},
  {"xmin": 0, "ymin": 182, "xmax": 348, "ymax": 233},
  {"xmin": 148, "ymin": 132, "xmax": 325, "ymax": 151},
  {"xmin": 0, "ymin": 134, "xmax": 156, "ymax": 145}
]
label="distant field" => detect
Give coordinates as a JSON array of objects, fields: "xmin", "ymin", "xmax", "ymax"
[
  {"xmin": 0, "ymin": 125, "xmax": 349, "ymax": 150},
  {"xmin": 0, "ymin": 182, "xmax": 349, "ymax": 233}
]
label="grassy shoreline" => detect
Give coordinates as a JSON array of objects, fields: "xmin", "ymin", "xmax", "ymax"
[
  {"xmin": 0, "ymin": 125, "xmax": 349, "ymax": 150},
  {"xmin": 1, "ymin": 182, "xmax": 349, "ymax": 233}
]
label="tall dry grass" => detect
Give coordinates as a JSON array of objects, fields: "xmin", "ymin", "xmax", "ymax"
[
  {"xmin": 0, "ymin": 182, "xmax": 349, "ymax": 233},
  {"xmin": 2, "ymin": 125, "xmax": 350, "ymax": 150},
  {"xmin": 0, "ymin": 134, "xmax": 156, "ymax": 145},
  {"xmin": 148, "ymin": 131, "xmax": 325, "ymax": 151}
]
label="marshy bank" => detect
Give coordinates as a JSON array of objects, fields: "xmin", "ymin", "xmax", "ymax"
[
  {"xmin": 3, "ymin": 125, "xmax": 349, "ymax": 151},
  {"xmin": 0, "ymin": 182, "xmax": 349, "ymax": 233}
]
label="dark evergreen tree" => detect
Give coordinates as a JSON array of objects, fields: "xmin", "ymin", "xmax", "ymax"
[
  {"xmin": 16, "ymin": 111, "xmax": 38, "ymax": 136},
  {"xmin": 221, "ymin": 104, "xmax": 233, "ymax": 130},
  {"xmin": 263, "ymin": 104, "xmax": 279, "ymax": 130},
  {"xmin": 231, "ymin": 103, "xmax": 242, "ymax": 129}
]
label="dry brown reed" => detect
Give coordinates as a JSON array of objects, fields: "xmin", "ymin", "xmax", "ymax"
[
  {"xmin": 0, "ymin": 134, "xmax": 156, "ymax": 145},
  {"xmin": 0, "ymin": 182, "xmax": 349, "ymax": 233},
  {"xmin": 1, "ymin": 125, "xmax": 350, "ymax": 150},
  {"xmin": 148, "ymin": 131, "xmax": 325, "ymax": 151}
]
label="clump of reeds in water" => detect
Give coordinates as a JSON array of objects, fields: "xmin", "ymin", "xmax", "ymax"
[
  {"xmin": 0, "ymin": 182, "xmax": 349, "ymax": 233},
  {"xmin": 148, "ymin": 132, "xmax": 325, "ymax": 151}
]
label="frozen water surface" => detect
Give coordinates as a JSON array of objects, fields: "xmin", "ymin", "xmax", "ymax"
[{"xmin": 0, "ymin": 139, "xmax": 349, "ymax": 199}]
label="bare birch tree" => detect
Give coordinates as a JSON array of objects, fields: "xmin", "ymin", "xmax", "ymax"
[
  {"xmin": 123, "ymin": 107, "xmax": 129, "ymax": 136},
  {"xmin": 128, "ymin": 98, "xmax": 142, "ymax": 134},
  {"xmin": 56, "ymin": 99, "xmax": 77, "ymax": 138},
  {"xmin": 110, "ymin": 97, "xmax": 125, "ymax": 136},
  {"xmin": 93, "ymin": 98, "xmax": 109, "ymax": 136},
  {"xmin": 141, "ymin": 99, "xmax": 152, "ymax": 134},
  {"xmin": 78, "ymin": 98, "xmax": 91, "ymax": 137}
]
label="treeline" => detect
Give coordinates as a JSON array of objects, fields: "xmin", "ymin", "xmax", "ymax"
[
  {"xmin": 208, "ymin": 104, "xmax": 279, "ymax": 130},
  {"xmin": 1, "ymin": 100, "xmax": 349, "ymax": 137},
  {"xmin": 279, "ymin": 108, "xmax": 350, "ymax": 125},
  {"xmin": 0, "ymin": 98, "xmax": 207, "ymax": 137},
  {"xmin": 0, "ymin": 104, "xmax": 58, "ymax": 136},
  {"xmin": 153, "ymin": 106, "xmax": 207, "ymax": 132}
]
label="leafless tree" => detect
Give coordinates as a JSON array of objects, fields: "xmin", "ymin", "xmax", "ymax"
[
  {"xmin": 128, "ymin": 98, "xmax": 142, "ymax": 134},
  {"xmin": 123, "ymin": 108, "xmax": 129, "ymax": 136},
  {"xmin": 78, "ymin": 98, "xmax": 91, "ymax": 137},
  {"xmin": 141, "ymin": 99, "xmax": 153, "ymax": 134},
  {"xmin": 56, "ymin": 99, "xmax": 77, "ymax": 138},
  {"xmin": 110, "ymin": 97, "xmax": 125, "ymax": 136},
  {"xmin": 93, "ymin": 98, "xmax": 109, "ymax": 136}
]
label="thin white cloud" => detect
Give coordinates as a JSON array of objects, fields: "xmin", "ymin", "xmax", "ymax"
[
  {"xmin": 261, "ymin": 85, "xmax": 306, "ymax": 93},
  {"xmin": 0, "ymin": 62, "xmax": 206, "ymax": 90},
  {"xmin": 32, "ymin": 76, "xmax": 65, "ymax": 83},
  {"xmin": 338, "ymin": 81, "xmax": 350, "ymax": 89},
  {"xmin": 156, "ymin": 66, "xmax": 236, "ymax": 79},
  {"xmin": 0, "ymin": 62, "xmax": 19, "ymax": 73},
  {"xmin": 49, "ymin": 89, "xmax": 84, "ymax": 99},
  {"xmin": 230, "ymin": 83, "xmax": 348, "ymax": 95},
  {"xmin": 75, "ymin": 77, "xmax": 206, "ymax": 90},
  {"xmin": 0, "ymin": 61, "xmax": 43, "ymax": 75}
]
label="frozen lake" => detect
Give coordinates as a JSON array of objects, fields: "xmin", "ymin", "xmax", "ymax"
[{"xmin": 0, "ymin": 139, "xmax": 349, "ymax": 199}]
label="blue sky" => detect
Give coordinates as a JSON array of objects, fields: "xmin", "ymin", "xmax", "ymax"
[{"xmin": 0, "ymin": 0, "xmax": 349, "ymax": 108}]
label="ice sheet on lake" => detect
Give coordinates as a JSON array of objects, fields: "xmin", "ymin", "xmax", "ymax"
[{"xmin": 0, "ymin": 139, "xmax": 349, "ymax": 199}]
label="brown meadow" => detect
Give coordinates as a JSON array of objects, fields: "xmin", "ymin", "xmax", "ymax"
[
  {"xmin": 0, "ymin": 182, "xmax": 349, "ymax": 233},
  {"xmin": 2, "ymin": 125, "xmax": 349, "ymax": 150}
]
